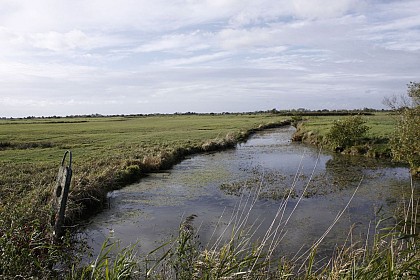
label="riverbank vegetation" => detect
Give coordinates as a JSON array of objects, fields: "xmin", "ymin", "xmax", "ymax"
[
  {"xmin": 0, "ymin": 114, "xmax": 291, "ymax": 278},
  {"xmin": 388, "ymin": 82, "xmax": 420, "ymax": 176},
  {"xmin": 292, "ymin": 112, "xmax": 395, "ymax": 157},
  {"xmin": 1, "ymin": 111, "xmax": 418, "ymax": 278},
  {"xmin": 292, "ymin": 82, "xmax": 420, "ymax": 177}
]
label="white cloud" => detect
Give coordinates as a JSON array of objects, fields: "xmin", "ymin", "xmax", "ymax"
[
  {"xmin": 218, "ymin": 28, "xmax": 276, "ymax": 50},
  {"xmin": 292, "ymin": 0, "xmax": 362, "ymax": 19},
  {"xmin": 28, "ymin": 30, "xmax": 89, "ymax": 51},
  {"xmin": 156, "ymin": 52, "xmax": 230, "ymax": 67},
  {"xmin": 135, "ymin": 31, "xmax": 211, "ymax": 53},
  {"xmin": 1, "ymin": 0, "xmax": 420, "ymax": 116}
]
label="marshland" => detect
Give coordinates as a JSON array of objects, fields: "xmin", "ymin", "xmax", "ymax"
[{"xmin": 0, "ymin": 111, "xmax": 419, "ymax": 279}]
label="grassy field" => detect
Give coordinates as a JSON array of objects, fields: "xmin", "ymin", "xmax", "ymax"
[
  {"xmin": 0, "ymin": 113, "xmax": 295, "ymax": 277},
  {"xmin": 292, "ymin": 112, "xmax": 398, "ymax": 158},
  {"xmin": 0, "ymin": 112, "xmax": 399, "ymax": 227},
  {"xmin": 2, "ymin": 112, "xmax": 418, "ymax": 279},
  {"xmin": 0, "ymin": 114, "xmax": 292, "ymax": 208},
  {"xmin": 295, "ymin": 112, "xmax": 396, "ymax": 139}
]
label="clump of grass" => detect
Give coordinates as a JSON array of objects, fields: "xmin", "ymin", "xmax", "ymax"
[
  {"xmin": 68, "ymin": 239, "xmax": 139, "ymax": 280},
  {"xmin": 0, "ymin": 190, "xmax": 75, "ymax": 279},
  {"xmin": 143, "ymin": 192, "xmax": 275, "ymax": 279},
  {"xmin": 314, "ymin": 184, "xmax": 419, "ymax": 279},
  {"xmin": 201, "ymin": 132, "xmax": 237, "ymax": 152}
]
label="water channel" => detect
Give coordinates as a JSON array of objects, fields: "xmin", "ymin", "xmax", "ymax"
[{"xmin": 83, "ymin": 126, "xmax": 417, "ymax": 260}]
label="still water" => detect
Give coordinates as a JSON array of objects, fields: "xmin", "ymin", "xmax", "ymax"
[{"xmin": 83, "ymin": 126, "xmax": 416, "ymax": 259}]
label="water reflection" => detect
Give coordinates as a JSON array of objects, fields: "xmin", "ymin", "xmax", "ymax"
[{"xmin": 83, "ymin": 126, "xmax": 417, "ymax": 260}]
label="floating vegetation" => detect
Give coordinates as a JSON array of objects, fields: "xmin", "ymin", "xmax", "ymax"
[{"xmin": 74, "ymin": 177, "xmax": 419, "ymax": 279}]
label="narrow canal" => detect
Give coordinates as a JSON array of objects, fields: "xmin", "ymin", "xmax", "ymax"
[{"xmin": 83, "ymin": 126, "xmax": 416, "ymax": 260}]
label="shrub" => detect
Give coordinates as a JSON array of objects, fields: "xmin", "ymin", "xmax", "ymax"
[
  {"xmin": 386, "ymin": 81, "xmax": 420, "ymax": 176},
  {"xmin": 390, "ymin": 107, "xmax": 420, "ymax": 176},
  {"xmin": 326, "ymin": 115, "xmax": 369, "ymax": 149}
]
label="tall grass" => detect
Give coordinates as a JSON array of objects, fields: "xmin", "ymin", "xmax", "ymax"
[
  {"xmin": 0, "ymin": 189, "xmax": 76, "ymax": 278},
  {"xmin": 68, "ymin": 239, "xmax": 139, "ymax": 280},
  {"xmin": 70, "ymin": 171, "xmax": 418, "ymax": 279}
]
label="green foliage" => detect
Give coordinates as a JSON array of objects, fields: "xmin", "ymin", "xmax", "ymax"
[
  {"xmin": 326, "ymin": 115, "xmax": 370, "ymax": 148},
  {"xmin": 69, "ymin": 239, "xmax": 139, "ymax": 279},
  {"xmin": 291, "ymin": 115, "xmax": 303, "ymax": 127},
  {"xmin": 165, "ymin": 214, "xmax": 200, "ymax": 279},
  {"xmin": 407, "ymin": 81, "xmax": 420, "ymax": 107},
  {"xmin": 388, "ymin": 82, "xmax": 420, "ymax": 176},
  {"xmin": 0, "ymin": 197, "xmax": 73, "ymax": 279},
  {"xmin": 390, "ymin": 107, "xmax": 420, "ymax": 175},
  {"xmin": 142, "ymin": 196, "xmax": 276, "ymax": 279}
]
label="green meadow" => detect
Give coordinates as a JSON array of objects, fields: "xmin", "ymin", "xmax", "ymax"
[
  {"xmin": 292, "ymin": 112, "xmax": 398, "ymax": 159},
  {"xmin": 1, "ymin": 112, "xmax": 418, "ymax": 279},
  {"xmin": 0, "ymin": 114, "xmax": 291, "ymax": 209},
  {"xmin": 295, "ymin": 112, "xmax": 396, "ymax": 139},
  {"xmin": 0, "ymin": 113, "xmax": 293, "ymax": 276}
]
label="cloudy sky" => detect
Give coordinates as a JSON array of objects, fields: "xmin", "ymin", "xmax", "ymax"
[{"xmin": 1, "ymin": 0, "xmax": 419, "ymax": 117}]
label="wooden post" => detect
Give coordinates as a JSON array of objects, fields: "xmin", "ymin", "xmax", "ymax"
[{"xmin": 53, "ymin": 150, "xmax": 72, "ymax": 241}]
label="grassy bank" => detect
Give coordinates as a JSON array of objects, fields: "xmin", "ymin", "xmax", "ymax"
[
  {"xmin": 0, "ymin": 114, "xmax": 291, "ymax": 277},
  {"xmin": 0, "ymin": 114, "xmax": 291, "ymax": 215},
  {"xmin": 292, "ymin": 112, "xmax": 396, "ymax": 158}
]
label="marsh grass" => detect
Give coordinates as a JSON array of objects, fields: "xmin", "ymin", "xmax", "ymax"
[
  {"xmin": 68, "ymin": 239, "xmax": 139, "ymax": 280},
  {"xmin": 0, "ymin": 192, "xmax": 76, "ymax": 278}
]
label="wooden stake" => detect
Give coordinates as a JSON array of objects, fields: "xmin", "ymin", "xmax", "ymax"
[{"xmin": 53, "ymin": 150, "xmax": 72, "ymax": 241}]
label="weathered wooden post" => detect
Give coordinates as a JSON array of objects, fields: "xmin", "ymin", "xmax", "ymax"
[{"xmin": 52, "ymin": 150, "xmax": 72, "ymax": 241}]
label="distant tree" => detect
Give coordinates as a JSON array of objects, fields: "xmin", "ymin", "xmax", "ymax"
[
  {"xmin": 326, "ymin": 115, "xmax": 369, "ymax": 149},
  {"xmin": 383, "ymin": 94, "xmax": 412, "ymax": 111},
  {"xmin": 383, "ymin": 82, "xmax": 420, "ymax": 111}
]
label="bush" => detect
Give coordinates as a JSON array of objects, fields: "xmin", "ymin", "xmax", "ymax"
[
  {"xmin": 386, "ymin": 82, "xmax": 420, "ymax": 176},
  {"xmin": 390, "ymin": 107, "xmax": 420, "ymax": 176},
  {"xmin": 326, "ymin": 115, "xmax": 369, "ymax": 149}
]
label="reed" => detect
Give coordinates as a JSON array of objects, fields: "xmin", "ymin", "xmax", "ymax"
[
  {"xmin": 71, "ymin": 169, "xmax": 418, "ymax": 279},
  {"xmin": 68, "ymin": 239, "xmax": 139, "ymax": 280}
]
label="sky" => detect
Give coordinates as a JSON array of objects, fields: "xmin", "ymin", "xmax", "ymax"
[{"xmin": 1, "ymin": 0, "xmax": 420, "ymax": 117}]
